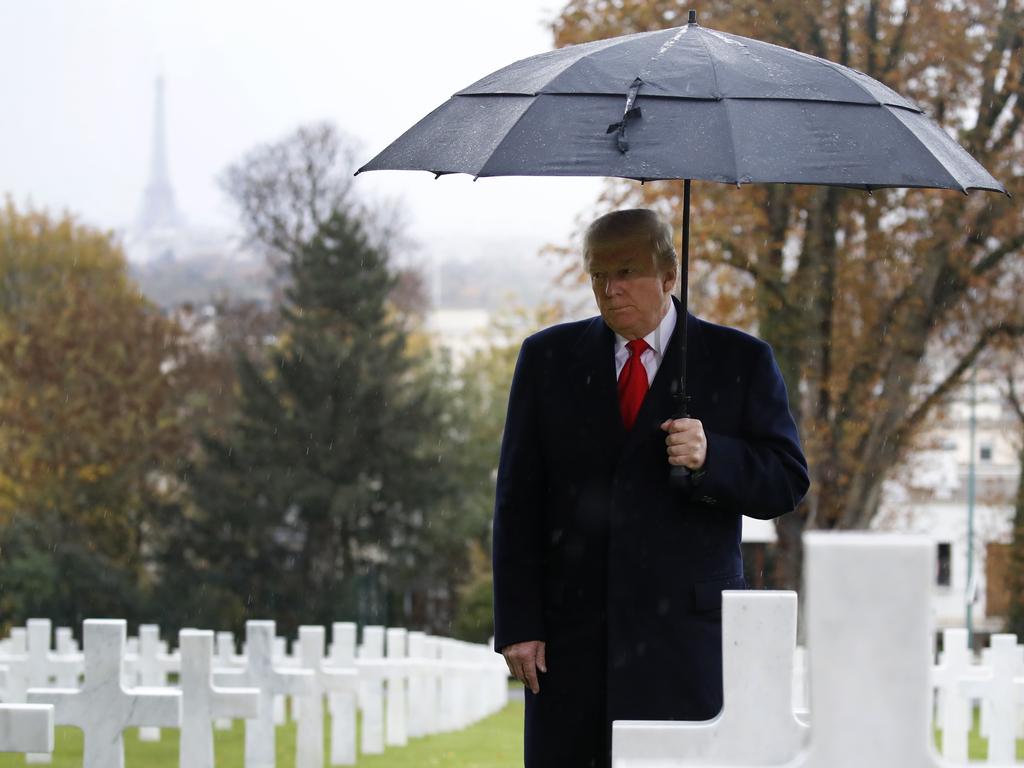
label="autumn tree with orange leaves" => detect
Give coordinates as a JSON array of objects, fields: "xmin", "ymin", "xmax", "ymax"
[
  {"xmin": 0, "ymin": 202, "xmax": 200, "ymax": 626},
  {"xmin": 552, "ymin": 0, "xmax": 1024, "ymax": 588}
]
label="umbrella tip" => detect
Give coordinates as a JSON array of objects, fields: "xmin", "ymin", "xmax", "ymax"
[{"xmin": 688, "ymin": 9, "xmax": 697, "ymax": 24}]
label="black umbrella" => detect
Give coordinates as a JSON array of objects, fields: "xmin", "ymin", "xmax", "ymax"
[{"xmin": 357, "ymin": 10, "xmax": 1006, "ymax": 483}]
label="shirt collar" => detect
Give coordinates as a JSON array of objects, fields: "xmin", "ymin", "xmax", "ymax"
[{"xmin": 614, "ymin": 299, "xmax": 677, "ymax": 359}]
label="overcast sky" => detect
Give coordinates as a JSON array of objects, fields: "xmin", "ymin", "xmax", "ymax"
[{"xmin": 0, "ymin": 0, "xmax": 606, "ymax": 263}]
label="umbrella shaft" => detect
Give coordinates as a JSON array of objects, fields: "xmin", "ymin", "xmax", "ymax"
[{"xmin": 675, "ymin": 178, "xmax": 691, "ymax": 418}]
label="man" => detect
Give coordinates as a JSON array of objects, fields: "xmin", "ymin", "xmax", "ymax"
[{"xmin": 492, "ymin": 209, "xmax": 809, "ymax": 768}]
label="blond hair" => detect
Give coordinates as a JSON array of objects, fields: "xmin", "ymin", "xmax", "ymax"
[{"xmin": 582, "ymin": 209, "xmax": 677, "ymax": 273}]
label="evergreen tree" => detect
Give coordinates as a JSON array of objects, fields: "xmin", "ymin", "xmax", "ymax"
[{"xmin": 181, "ymin": 209, "xmax": 448, "ymax": 636}]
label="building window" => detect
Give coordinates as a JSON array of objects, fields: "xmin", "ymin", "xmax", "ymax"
[
  {"xmin": 979, "ymin": 444, "xmax": 992, "ymax": 462},
  {"xmin": 937, "ymin": 543, "xmax": 952, "ymax": 587}
]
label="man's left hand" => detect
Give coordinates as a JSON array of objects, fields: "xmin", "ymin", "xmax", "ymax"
[{"xmin": 660, "ymin": 418, "xmax": 707, "ymax": 469}]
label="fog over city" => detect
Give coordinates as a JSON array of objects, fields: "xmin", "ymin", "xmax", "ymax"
[{"xmin": 0, "ymin": 1, "xmax": 605, "ymax": 275}]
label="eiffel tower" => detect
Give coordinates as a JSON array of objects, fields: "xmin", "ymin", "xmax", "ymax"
[{"xmin": 135, "ymin": 75, "xmax": 183, "ymax": 242}]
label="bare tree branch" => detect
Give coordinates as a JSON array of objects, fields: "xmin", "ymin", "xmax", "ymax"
[
  {"xmin": 703, "ymin": 238, "xmax": 796, "ymax": 313},
  {"xmin": 882, "ymin": 5, "xmax": 912, "ymax": 77},
  {"xmin": 973, "ymin": 231, "xmax": 1024, "ymax": 278},
  {"xmin": 1006, "ymin": 369, "xmax": 1024, "ymax": 425},
  {"xmin": 970, "ymin": 2, "xmax": 1020, "ymax": 150},
  {"xmin": 898, "ymin": 324, "xmax": 1024, "ymax": 436}
]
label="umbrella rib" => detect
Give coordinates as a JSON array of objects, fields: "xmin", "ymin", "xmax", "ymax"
[
  {"xmin": 877, "ymin": 106, "xmax": 970, "ymax": 193},
  {"xmin": 472, "ymin": 95, "xmax": 550, "ymax": 179},
  {"xmin": 695, "ymin": 28, "xmax": 740, "ymax": 185},
  {"xmin": 797, "ymin": 49, "xmax": 900, "ymax": 110}
]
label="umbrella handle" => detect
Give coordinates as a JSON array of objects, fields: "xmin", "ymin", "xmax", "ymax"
[
  {"xmin": 670, "ymin": 463, "xmax": 693, "ymax": 490},
  {"xmin": 669, "ymin": 394, "xmax": 694, "ymax": 490}
]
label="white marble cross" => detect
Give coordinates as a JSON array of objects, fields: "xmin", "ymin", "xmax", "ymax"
[
  {"xmin": 216, "ymin": 631, "xmax": 241, "ymax": 667},
  {"xmin": 612, "ymin": 591, "xmax": 808, "ymax": 766},
  {"xmin": 611, "ymin": 534, "xmax": 969, "ymax": 768},
  {"xmin": 25, "ymin": 619, "xmax": 72, "ymax": 765},
  {"xmin": 178, "ymin": 629, "xmax": 260, "ymax": 768},
  {"xmin": 53, "ymin": 628, "xmax": 81, "ymax": 688},
  {"xmin": 25, "ymin": 620, "xmax": 53, "ymax": 689},
  {"xmin": 213, "ymin": 630, "xmax": 244, "ymax": 731},
  {"xmin": 385, "ymin": 627, "xmax": 409, "ymax": 747},
  {"xmin": 27, "ymin": 619, "xmax": 181, "ymax": 768},
  {"xmin": 438, "ymin": 638, "xmax": 461, "ymax": 732},
  {"xmin": 0, "ymin": 704, "xmax": 53, "ymax": 753},
  {"xmin": 295, "ymin": 625, "xmax": 358, "ymax": 768},
  {"xmin": 419, "ymin": 635, "xmax": 442, "ymax": 736},
  {"xmin": 931, "ymin": 627, "xmax": 980, "ymax": 762},
  {"xmin": 406, "ymin": 631, "xmax": 429, "ymax": 739},
  {"xmin": 977, "ymin": 641, "xmax": 1024, "ymax": 740},
  {"xmin": 271, "ymin": 636, "xmax": 292, "ymax": 725},
  {"xmin": 781, "ymin": 534, "xmax": 941, "ymax": 767},
  {"xmin": 327, "ymin": 622, "xmax": 358, "ymax": 765},
  {"xmin": 237, "ymin": 620, "xmax": 313, "ymax": 768},
  {"xmin": 358, "ymin": 625, "xmax": 387, "ymax": 755},
  {"xmin": 0, "ymin": 627, "xmax": 29, "ymax": 703},
  {"xmin": 960, "ymin": 633, "xmax": 1024, "ymax": 765},
  {"xmin": 137, "ymin": 624, "xmax": 178, "ymax": 741},
  {"xmin": 439, "ymin": 638, "xmax": 476, "ymax": 731}
]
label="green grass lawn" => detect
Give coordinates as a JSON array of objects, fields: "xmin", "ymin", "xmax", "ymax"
[
  {"xmin": 0, "ymin": 702, "xmax": 525, "ymax": 768},
  {"xmin": 5, "ymin": 701, "xmax": 1021, "ymax": 765}
]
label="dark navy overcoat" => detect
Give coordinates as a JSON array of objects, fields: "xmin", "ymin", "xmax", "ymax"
[{"xmin": 492, "ymin": 299, "xmax": 809, "ymax": 768}]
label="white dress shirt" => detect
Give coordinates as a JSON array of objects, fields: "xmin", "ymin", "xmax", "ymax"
[{"xmin": 613, "ymin": 300, "xmax": 678, "ymax": 385}]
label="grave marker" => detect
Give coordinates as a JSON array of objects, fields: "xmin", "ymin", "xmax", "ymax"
[
  {"xmin": 137, "ymin": 624, "xmax": 178, "ymax": 741},
  {"xmin": 385, "ymin": 628, "xmax": 408, "ymax": 747},
  {"xmin": 327, "ymin": 622, "xmax": 358, "ymax": 765},
  {"xmin": 237, "ymin": 620, "xmax": 313, "ymax": 768},
  {"xmin": 0, "ymin": 704, "xmax": 53, "ymax": 754},
  {"xmin": 960, "ymin": 633, "xmax": 1024, "ymax": 764},
  {"xmin": 931, "ymin": 627, "xmax": 979, "ymax": 762},
  {"xmin": 358, "ymin": 626, "xmax": 387, "ymax": 754},
  {"xmin": 295, "ymin": 626, "xmax": 358, "ymax": 768},
  {"xmin": 612, "ymin": 591, "xmax": 807, "ymax": 765},
  {"xmin": 27, "ymin": 619, "xmax": 180, "ymax": 768},
  {"xmin": 613, "ymin": 534, "xmax": 971, "ymax": 768},
  {"xmin": 178, "ymin": 630, "xmax": 260, "ymax": 768},
  {"xmin": 214, "ymin": 631, "xmax": 242, "ymax": 731}
]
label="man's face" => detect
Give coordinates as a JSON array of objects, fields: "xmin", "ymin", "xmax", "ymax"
[{"xmin": 587, "ymin": 235, "xmax": 676, "ymax": 340}]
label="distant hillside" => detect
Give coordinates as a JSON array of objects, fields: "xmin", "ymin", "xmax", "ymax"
[
  {"xmin": 129, "ymin": 245, "xmax": 581, "ymax": 312},
  {"xmin": 434, "ymin": 253, "xmax": 581, "ymax": 310},
  {"xmin": 129, "ymin": 253, "xmax": 274, "ymax": 309}
]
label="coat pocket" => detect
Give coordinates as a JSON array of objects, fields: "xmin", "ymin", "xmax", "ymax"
[{"xmin": 692, "ymin": 574, "xmax": 747, "ymax": 613}]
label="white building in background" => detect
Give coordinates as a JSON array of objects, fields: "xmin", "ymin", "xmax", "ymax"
[
  {"xmin": 874, "ymin": 372, "xmax": 1021, "ymax": 634},
  {"xmin": 425, "ymin": 308, "xmax": 492, "ymax": 366}
]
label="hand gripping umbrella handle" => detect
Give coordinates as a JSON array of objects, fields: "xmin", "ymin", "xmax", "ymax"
[{"xmin": 669, "ymin": 392, "xmax": 693, "ymax": 491}]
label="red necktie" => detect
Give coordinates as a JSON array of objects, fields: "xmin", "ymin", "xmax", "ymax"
[{"xmin": 618, "ymin": 338, "xmax": 650, "ymax": 430}]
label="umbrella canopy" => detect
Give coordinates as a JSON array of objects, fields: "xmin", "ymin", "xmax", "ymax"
[
  {"xmin": 357, "ymin": 12, "xmax": 1006, "ymax": 486},
  {"xmin": 358, "ymin": 15, "xmax": 1004, "ymax": 194}
]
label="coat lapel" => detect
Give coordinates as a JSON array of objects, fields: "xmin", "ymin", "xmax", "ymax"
[{"xmin": 569, "ymin": 316, "xmax": 626, "ymax": 456}]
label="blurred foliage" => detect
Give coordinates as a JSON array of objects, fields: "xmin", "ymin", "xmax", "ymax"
[
  {"xmin": 0, "ymin": 201, "xmax": 199, "ymax": 629},
  {"xmin": 552, "ymin": 0, "xmax": 1024, "ymax": 588},
  {"xmin": 0, "ymin": 119, "xmax": 572, "ymax": 642},
  {"xmin": 175, "ymin": 206, "xmax": 448, "ymax": 636},
  {"xmin": 439, "ymin": 303, "xmax": 562, "ymax": 640},
  {"xmin": 452, "ymin": 540, "xmax": 496, "ymax": 643}
]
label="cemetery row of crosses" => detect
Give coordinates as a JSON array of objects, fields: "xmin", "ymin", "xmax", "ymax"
[
  {"xmin": 1, "ymin": 534, "xmax": 1023, "ymax": 766},
  {"xmin": 0, "ymin": 618, "xmax": 508, "ymax": 766}
]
